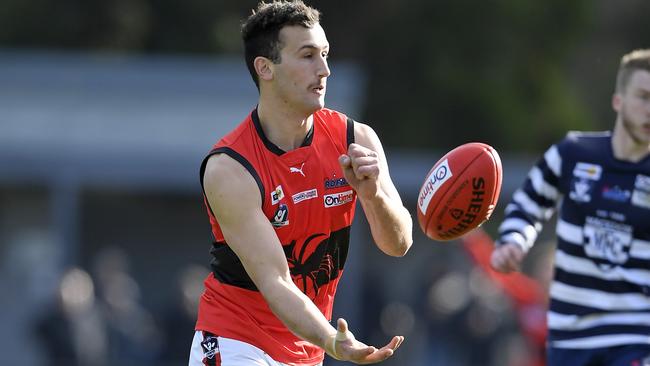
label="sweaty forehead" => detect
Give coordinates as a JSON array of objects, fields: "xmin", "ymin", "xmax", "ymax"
[{"xmin": 279, "ymin": 24, "xmax": 329, "ymax": 52}]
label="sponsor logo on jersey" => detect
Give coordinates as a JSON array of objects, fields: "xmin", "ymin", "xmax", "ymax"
[
  {"xmin": 569, "ymin": 179, "xmax": 593, "ymax": 203},
  {"xmin": 418, "ymin": 159, "xmax": 453, "ymax": 214},
  {"xmin": 200, "ymin": 334, "xmax": 220, "ymax": 359},
  {"xmin": 584, "ymin": 216, "xmax": 632, "ymax": 267},
  {"xmin": 632, "ymin": 175, "xmax": 650, "ymax": 208},
  {"xmin": 271, "ymin": 185, "xmax": 284, "ymax": 205},
  {"xmin": 601, "ymin": 185, "xmax": 631, "ymax": 202},
  {"xmin": 292, "ymin": 189, "xmax": 318, "ymax": 204},
  {"xmin": 635, "ymin": 174, "xmax": 650, "ymax": 191},
  {"xmin": 324, "ymin": 175, "xmax": 349, "ymax": 189},
  {"xmin": 290, "ymin": 162, "xmax": 306, "ymax": 177},
  {"xmin": 324, "ymin": 190, "xmax": 354, "ymax": 208},
  {"xmin": 271, "ymin": 203, "xmax": 289, "ymax": 227},
  {"xmin": 573, "ymin": 162, "xmax": 602, "ymax": 180},
  {"xmin": 632, "ymin": 190, "xmax": 650, "ymax": 209}
]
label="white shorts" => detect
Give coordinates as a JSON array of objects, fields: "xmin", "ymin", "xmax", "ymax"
[{"xmin": 188, "ymin": 330, "xmax": 323, "ymax": 366}]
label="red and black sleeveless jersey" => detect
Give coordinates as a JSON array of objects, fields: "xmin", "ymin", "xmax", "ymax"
[{"xmin": 196, "ymin": 108, "xmax": 357, "ymax": 365}]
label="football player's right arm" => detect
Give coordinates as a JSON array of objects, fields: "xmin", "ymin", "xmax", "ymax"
[{"xmin": 203, "ymin": 153, "xmax": 403, "ymax": 364}]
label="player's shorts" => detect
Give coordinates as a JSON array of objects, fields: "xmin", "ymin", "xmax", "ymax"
[
  {"xmin": 547, "ymin": 344, "xmax": 650, "ymax": 366},
  {"xmin": 188, "ymin": 330, "xmax": 323, "ymax": 366}
]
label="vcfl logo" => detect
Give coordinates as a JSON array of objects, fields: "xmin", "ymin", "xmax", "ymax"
[
  {"xmin": 290, "ymin": 163, "xmax": 306, "ymax": 177},
  {"xmin": 200, "ymin": 335, "xmax": 219, "ymax": 359}
]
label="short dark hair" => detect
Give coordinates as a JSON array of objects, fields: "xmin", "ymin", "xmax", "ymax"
[
  {"xmin": 616, "ymin": 49, "xmax": 650, "ymax": 93},
  {"xmin": 241, "ymin": 1, "xmax": 321, "ymax": 89}
]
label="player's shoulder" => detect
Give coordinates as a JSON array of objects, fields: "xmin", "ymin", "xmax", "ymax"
[
  {"xmin": 203, "ymin": 152, "xmax": 262, "ymax": 208},
  {"xmin": 557, "ymin": 130, "xmax": 611, "ymax": 155}
]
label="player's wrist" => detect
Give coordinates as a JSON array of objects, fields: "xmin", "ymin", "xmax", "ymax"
[
  {"xmin": 325, "ymin": 333, "xmax": 341, "ymax": 360},
  {"xmin": 325, "ymin": 326, "xmax": 355, "ymax": 360}
]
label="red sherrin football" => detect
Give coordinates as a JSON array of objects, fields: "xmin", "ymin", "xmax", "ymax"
[{"xmin": 417, "ymin": 142, "xmax": 503, "ymax": 241}]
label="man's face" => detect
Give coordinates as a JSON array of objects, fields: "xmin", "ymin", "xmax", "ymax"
[
  {"xmin": 616, "ymin": 70, "xmax": 650, "ymax": 145},
  {"xmin": 270, "ymin": 24, "xmax": 330, "ymax": 114}
]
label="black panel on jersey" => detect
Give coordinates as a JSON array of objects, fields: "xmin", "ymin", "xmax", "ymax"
[
  {"xmin": 210, "ymin": 241, "xmax": 258, "ymax": 291},
  {"xmin": 200, "ymin": 147, "xmax": 266, "ymax": 214},
  {"xmin": 252, "ymin": 108, "xmax": 314, "ymax": 156},
  {"xmin": 346, "ymin": 118, "xmax": 355, "ymax": 147},
  {"xmin": 211, "ymin": 226, "xmax": 351, "ymax": 294}
]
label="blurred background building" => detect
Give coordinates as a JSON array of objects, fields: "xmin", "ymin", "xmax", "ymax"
[{"xmin": 1, "ymin": 0, "xmax": 649, "ymax": 365}]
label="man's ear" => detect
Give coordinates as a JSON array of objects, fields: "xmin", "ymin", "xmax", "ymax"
[
  {"xmin": 612, "ymin": 93, "xmax": 622, "ymax": 113},
  {"xmin": 254, "ymin": 56, "xmax": 274, "ymax": 82}
]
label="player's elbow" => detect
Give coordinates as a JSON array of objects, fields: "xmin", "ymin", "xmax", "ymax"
[{"xmin": 382, "ymin": 235, "xmax": 413, "ymax": 257}]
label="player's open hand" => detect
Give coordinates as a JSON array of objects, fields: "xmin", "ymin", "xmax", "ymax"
[
  {"xmin": 490, "ymin": 242, "xmax": 525, "ymax": 273},
  {"xmin": 339, "ymin": 143, "xmax": 381, "ymax": 200},
  {"xmin": 327, "ymin": 318, "xmax": 404, "ymax": 364}
]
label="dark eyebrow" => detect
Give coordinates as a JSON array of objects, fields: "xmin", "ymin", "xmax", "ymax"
[{"xmin": 297, "ymin": 44, "xmax": 329, "ymax": 52}]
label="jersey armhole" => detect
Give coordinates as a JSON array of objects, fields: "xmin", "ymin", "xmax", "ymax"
[
  {"xmin": 199, "ymin": 147, "xmax": 265, "ymax": 217},
  {"xmin": 346, "ymin": 118, "xmax": 355, "ymax": 147}
]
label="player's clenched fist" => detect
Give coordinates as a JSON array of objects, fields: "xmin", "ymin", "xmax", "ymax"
[{"xmin": 339, "ymin": 143, "xmax": 381, "ymax": 199}]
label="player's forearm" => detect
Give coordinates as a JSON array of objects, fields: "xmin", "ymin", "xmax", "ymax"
[
  {"xmin": 360, "ymin": 190, "xmax": 413, "ymax": 256},
  {"xmin": 257, "ymin": 275, "xmax": 337, "ymax": 353}
]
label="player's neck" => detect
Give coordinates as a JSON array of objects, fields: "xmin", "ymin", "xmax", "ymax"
[
  {"xmin": 612, "ymin": 119, "xmax": 650, "ymax": 162},
  {"xmin": 256, "ymin": 102, "xmax": 314, "ymax": 152}
]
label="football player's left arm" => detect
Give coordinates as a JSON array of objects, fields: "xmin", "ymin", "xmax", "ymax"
[{"xmin": 339, "ymin": 122, "xmax": 413, "ymax": 257}]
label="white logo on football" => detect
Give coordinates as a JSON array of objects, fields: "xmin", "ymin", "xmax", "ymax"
[{"xmin": 418, "ymin": 159, "xmax": 453, "ymax": 214}]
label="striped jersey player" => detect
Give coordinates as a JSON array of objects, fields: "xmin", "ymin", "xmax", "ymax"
[{"xmin": 491, "ymin": 49, "xmax": 650, "ymax": 366}]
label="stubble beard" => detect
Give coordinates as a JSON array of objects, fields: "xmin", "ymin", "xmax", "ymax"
[{"xmin": 621, "ymin": 107, "xmax": 650, "ymax": 146}]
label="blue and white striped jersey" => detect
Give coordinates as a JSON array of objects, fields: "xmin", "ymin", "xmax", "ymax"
[{"xmin": 497, "ymin": 131, "xmax": 650, "ymax": 349}]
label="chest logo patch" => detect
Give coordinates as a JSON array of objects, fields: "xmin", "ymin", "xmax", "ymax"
[
  {"xmin": 635, "ymin": 174, "xmax": 650, "ymax": 191},
  {"xmin": 292, "ymin": 189, "xmax": 318, "ymax": 204},
  {"xmin": 632, "ymin": 174, "xmax": 650, "ymax": 209},
  {"xmin": 569, "ymin": 162, "xmax": 602, "ymax": 203},
  {"xmin": 324, "ymin": 190, "xmax": 354, "ymax": 208},
  {"xmin": 271, "ymin": 203, "xmax": 289, "ymax": 227},
  {"xmin": 290, "ymin": 163, "xmax": 306, "ymax": 177},
  {"xmin": 271, "ymin": 185, "xmax": 285, "ymax": 205},
  {"xmin": 324, "ymin": 175, "xmax": 349, "ymax": 189},
  {"xmin": 583, "ymin": 216, "xmax": 632, "ymax": 268},
  {"xmin": 573, "ymin": 162, "xmax": 602, "ymax": 180},
  {"xmin": 601, "ymin": 185, "xmax": 631, "ymax": 202}
]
